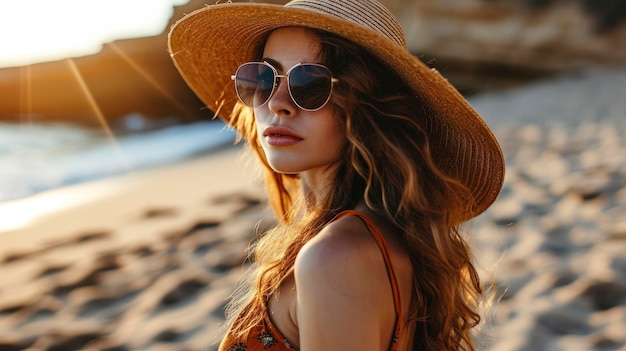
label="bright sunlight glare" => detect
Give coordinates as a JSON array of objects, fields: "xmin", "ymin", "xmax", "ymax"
[{"xmin": 0, "ymin": 0, "xmax": 189, "ymax": 68}]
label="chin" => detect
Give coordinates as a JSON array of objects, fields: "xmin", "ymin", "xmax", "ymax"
[{"xmin": 268, "ymin": 163, "xmax": 302, "ymax": 174}]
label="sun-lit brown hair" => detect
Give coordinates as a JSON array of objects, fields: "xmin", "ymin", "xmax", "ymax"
[{"xmin": 225, "ymin": 28, "xmax": 483, "ymax": 351}]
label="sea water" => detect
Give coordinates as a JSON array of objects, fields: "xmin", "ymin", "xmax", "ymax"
[
  {"xmin": 0, "ymin": 118, "xmax": 236, "ymax": 203},
  {"xmin": 2, "ymin": 67, "xmax": 625, "ymax": 204}
]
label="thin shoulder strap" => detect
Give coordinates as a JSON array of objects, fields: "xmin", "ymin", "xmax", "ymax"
[{"xmin": 331, "ymin": 210, "xmax": 403, "ymax": 351}]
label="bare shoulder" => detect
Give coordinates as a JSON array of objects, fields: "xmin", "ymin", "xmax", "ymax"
[
  {"xmin": 295, "ymin": 215, "xmax": 381, "ymax": 285},
  {"xmin": 293, "ymin": 215, "xmax": 394, "ymax": 350},
  {"xmin": 294, "ymin": 213, "xmax": 414, "ymax": 350},
  {"xmin": 294, "ymin": 214, "xmax": 396, "ymax": 309}
]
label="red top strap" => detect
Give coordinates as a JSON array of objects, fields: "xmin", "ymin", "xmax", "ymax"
[
  {"xmin": 219, "ymin": 210, "xmax": 403, "ymax": 351},
  {"xmin": 331, "ymin": 210, "xmax": 403, "ymax": 350}
]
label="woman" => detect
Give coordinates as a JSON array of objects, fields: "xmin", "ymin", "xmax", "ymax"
[{"xmin": 168, "ymin": 1, "xmax": 504, "ymax": 350}]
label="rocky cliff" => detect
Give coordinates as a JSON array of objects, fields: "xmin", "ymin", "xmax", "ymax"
[
  {"xmin": 394, "ymin": 0, "xmax": 626, "ymax": 92},
  {"xmin": 0, "ymin": 1, "xmax": 212, "ymax": 127},
  {"xmin": 0, "ymin": 0, "xmax": 624, "ymax": 126}
]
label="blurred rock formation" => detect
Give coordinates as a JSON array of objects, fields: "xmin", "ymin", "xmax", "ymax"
[
  {"xmin": 0, "ymin": 0, "xmax": 624, "ymax": 126},
  {"xmin": 392, "ymin": 0, "xmax": 626, "ymax": 92},
  {"xmin": 0, "ymin": 2, "xmax": 211, "ymax": 128}
]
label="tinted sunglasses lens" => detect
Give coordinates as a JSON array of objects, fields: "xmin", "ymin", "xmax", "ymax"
[
  {"xmin": 289, "ymin": 65, "xmax": 333, "ymax": 110},
  {"xmin": 234, "ymin": 63, "xmax": 275, "ymax": 107}
]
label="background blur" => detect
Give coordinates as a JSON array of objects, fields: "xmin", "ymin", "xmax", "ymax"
[
  {"xmin": 1, "ymin": 0, "xmax": 625, "ymax": 202},
  {"xmin": 0, "ymin": 1, "xmax": 625, "ymax": 351}
]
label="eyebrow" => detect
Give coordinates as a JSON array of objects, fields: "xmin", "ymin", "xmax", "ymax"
[{"xmin": 262, "ymin": 57, "xmax": 283, "ymax": 72}]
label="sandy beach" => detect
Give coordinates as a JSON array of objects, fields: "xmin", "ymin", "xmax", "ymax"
[{"xmin": 1, "ymin": 67, "xmax": 625, "ymax": 351}]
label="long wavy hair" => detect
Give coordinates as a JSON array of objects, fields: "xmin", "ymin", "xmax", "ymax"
[{"xmin": 224, "ymin": 28, "xmax": 483, "ymax": 351}]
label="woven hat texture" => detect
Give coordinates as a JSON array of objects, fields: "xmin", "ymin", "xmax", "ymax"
[{"xmin": 168, "ymin": 0, "xmax": 505, "ymax": 219}]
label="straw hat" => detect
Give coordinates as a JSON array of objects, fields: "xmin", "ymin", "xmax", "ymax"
[{"xmin": 168, "ymin": 0, "xmax": 504, "ymax": 219}]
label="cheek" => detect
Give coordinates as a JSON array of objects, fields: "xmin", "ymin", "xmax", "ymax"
[
  {"xmin": 253, "ymin": 110, "xmax": 267, "ymax": 139},
  {"xmin": 321, "ymin": 119, "xmax": 347, "ymax": 154},
  {"xmin": 330, "ymin": 114, "xmax": 346, "ymax": 143},
  {"xmin": 334, "ymin": 132, "xmax": 348, "ymax": 156}
]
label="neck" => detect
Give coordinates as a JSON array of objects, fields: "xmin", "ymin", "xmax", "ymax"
[{"xmin": 299, "ymin": 163, "xmax": 339, "ymax": 213}]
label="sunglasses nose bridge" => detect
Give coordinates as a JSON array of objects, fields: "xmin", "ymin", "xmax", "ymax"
[
  {"xmin": 265, "ymin": 72, "xmax": 298, "ymax": 114},
  {"xmin": 274, "ymin": 73, "xmax": 288, "ymax": 88},
  {"xmin": 270, "ymin": 73, "xmax": 290, "ymax": 99}
]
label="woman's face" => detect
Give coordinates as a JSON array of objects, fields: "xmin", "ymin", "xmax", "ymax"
[{"xmin": 254, "ymin": 27, "xmax": 346, "ymax": 177}]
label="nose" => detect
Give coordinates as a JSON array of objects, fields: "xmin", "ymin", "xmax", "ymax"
[{"xmin": 267, "ymin": 76, "xmax": 296, "ymax": 117}]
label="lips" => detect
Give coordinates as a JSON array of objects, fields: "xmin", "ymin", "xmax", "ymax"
[{"xmin": 263, "ymin": 126, "xmax": 303, "ymax": 146}]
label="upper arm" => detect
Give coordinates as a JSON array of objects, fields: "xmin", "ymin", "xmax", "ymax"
[{"xmin": 294, "ymin": 219, "xmax": 391, "ymax": 351}]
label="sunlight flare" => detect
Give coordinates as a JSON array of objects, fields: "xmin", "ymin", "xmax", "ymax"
[
  {"xmin": 0, "ymin": 0, "xmax": 189, "ymax": 68},
  {"xmin": 108, "ymin": 42, "xmax": 196, "ymax": 118},
  {"xmin": 66, "ymin": 58, "xmax": 131, "ymax": 170},
  {"xmin": 19, "ymin": 66, "xmax": 33, "ymax": 124}
]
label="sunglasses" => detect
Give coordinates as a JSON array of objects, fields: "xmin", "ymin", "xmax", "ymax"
[{"xmin": 231, "ymin": 61, "xmax": 339, "ymax": 111}]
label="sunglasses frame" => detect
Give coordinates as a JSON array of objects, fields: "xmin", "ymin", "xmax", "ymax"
[{"xmin": 231, "ymin": 61, "xmax": 339, "ymax": 112}]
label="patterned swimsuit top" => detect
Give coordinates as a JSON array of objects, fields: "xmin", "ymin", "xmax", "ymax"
[{"xmin": 219, "ymin": 210, "xmax": 404, "ymax": 351}]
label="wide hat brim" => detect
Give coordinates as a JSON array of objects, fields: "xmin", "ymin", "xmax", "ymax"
[{"xmin": 168, "ymin": 2, "xmax": 504, "ymax": 220}]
